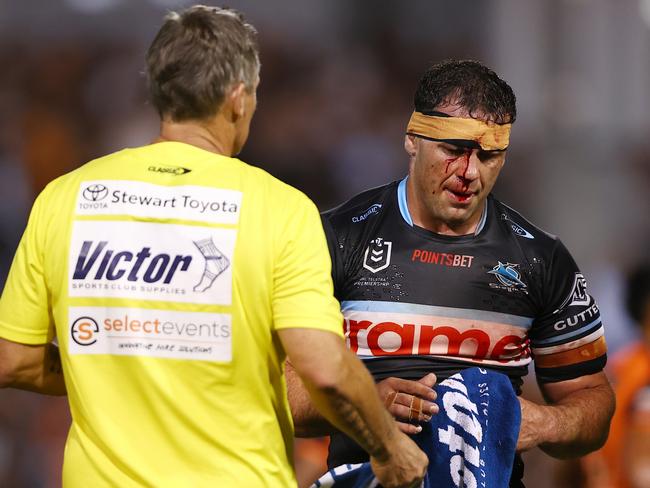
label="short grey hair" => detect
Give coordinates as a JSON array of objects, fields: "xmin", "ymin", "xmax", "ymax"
[{"xmin": 146, "ymin": 5, "xmax": 260, "ymax": 121}]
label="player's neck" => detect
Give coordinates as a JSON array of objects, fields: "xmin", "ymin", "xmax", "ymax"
[
  {"xmin": 406, "ymin": 180, "xmax": 484, "ymax": 236},
  {"xmin": 155, "ymin": 117, "xmax": 236, "ymax": 156},
  {"xmin": 416, "ymin": 211, "xmax": 483, "ymax": 237}
]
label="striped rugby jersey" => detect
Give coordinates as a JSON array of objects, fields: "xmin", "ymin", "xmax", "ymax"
[{"xmin": 323, "ymin": 178, "xmax": 606, "ymax": 392}]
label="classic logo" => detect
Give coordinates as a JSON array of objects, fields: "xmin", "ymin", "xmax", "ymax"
[
  {"xmin": 488, "ymin": 262, "xmax": 527, "ymax": 292},
  {"xmin": 557, "ymin": 273, "xmax": 590, "ymax": 309},
  {"xmin": 71, "ymin": 316, "xmax": 99, "ymax": 346},
  {"xmin": 501, "ymin": 213, "xmax": 534, "ymax": 239},
  {"xmin": 510, "ymin": 222, "xmax": 534, "ymax": 239},
  {"xmin": 148, "ymin": 165, "xmax": 192, "ymax": 176},
  {"xmin": 363, "ymin": 237, "xmax": 392, "ymax": 273},
  {"xmin": 352, "ymin": 204, "xmax": 382, "ymax": 223},
  {"xmin": 82, "ymin": 184, "xmax": 109, "ymax": 202}
]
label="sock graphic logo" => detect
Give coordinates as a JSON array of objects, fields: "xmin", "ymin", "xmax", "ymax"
[{"xmin": 193, "ymin": 238, "xmax": 230, "ymax": 292}]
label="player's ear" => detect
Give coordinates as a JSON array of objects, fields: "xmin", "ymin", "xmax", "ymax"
[
  {"xmin": 228, "ymin": 82, "xmax": 247, "ymax": 119},
  {"xmin": 404, "ymin": 134, "xmax": 417, "ymax": 158}
]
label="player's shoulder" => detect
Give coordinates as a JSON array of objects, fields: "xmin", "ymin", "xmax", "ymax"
[
  {"xmin": 37, "ymin": 150, "xmax": 128, "ymax": 203},
  {"xmin": 491, "ymin": 196, "xmax": 559, "ymax": 250},
  {"xmin": 322, "ymin": 181, "xmax": 398, "ymax": 229}
]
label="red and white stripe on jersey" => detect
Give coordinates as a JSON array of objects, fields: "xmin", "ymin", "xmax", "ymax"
[{"xmin": 341, "ymin": 300, "xmax": 533, "ymax": 368}]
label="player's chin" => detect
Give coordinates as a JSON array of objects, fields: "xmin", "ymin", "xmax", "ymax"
[{"xmin": 443, "ymin": 206, "xmax": 476, "ymax": 224}]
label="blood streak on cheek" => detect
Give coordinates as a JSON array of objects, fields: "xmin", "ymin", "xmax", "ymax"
[{"xmin": 445, "ymin": 156, "xmax": 461, "ymax": 174}]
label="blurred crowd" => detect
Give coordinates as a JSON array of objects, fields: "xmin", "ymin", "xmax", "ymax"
[{"xmin": 1, "ymin": 1, "xmax": 649, "ymax": 487}]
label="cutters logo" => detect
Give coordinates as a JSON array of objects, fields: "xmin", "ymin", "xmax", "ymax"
[
  {"xmin": 363, "ymin": 237, "xmax": 392, "ymax": 273},
  {"xmin": 71, "ymin": 316, "xmax": 99, "ymax": 346},
  {"xmin": 488, "ymin": 261, "xmax": 527, "ymax": 292},
  {"xmin": 352, "ymin": 204, "xmax": 382, "ymax": 223}
]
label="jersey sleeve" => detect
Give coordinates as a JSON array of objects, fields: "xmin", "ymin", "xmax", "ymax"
[
  {"xmin": 0, "ymin": 190, "xmax": 54, "ymax": 344},
  {"xmin": 272, "ymin": 193, "xmax": 343, "ymax": 336},
  {"xmin": 529, "ymin": 239, "xmax": 606, "ymax": 383}
]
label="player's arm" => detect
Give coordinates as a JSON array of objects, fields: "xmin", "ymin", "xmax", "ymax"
[
  {"xmin": 0, "ymin": 337, "xmax": 66, "ymax": 396},
  {"xmin": 516, "ymin": 371, "xmax": 614, "ymax": 458},
  {"xmin": 287, "ymin": 360, "xmax": 437, "ymax": 436},
  {"xmin": 279, "ymin": 328, "xmax": 427, "ymax": 487}
]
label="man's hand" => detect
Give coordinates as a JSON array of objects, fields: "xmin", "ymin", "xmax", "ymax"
[
  {"xmin": 371, "ymin": 431, "xmax": 428, "ymax": 488},
  {"xmin": 376, "ymin": 373, "xmax": 438, "ymax": 434}
]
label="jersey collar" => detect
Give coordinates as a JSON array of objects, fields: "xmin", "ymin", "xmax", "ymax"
[{"xmin": 397, "ymin": 176, "xmax": 488, "ymax": 236}]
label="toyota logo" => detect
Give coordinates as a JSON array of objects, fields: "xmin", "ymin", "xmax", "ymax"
[{"xmin": 82, "ymin": 184, "xmax": 109, "ymax": 202}]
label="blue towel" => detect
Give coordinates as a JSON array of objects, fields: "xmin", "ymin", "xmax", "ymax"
[{"xmin": 311, "ymin": 367, "xmax": 521, "ymax": 488}]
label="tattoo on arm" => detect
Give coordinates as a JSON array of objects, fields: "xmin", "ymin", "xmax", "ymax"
[{"xmin": 46, "ymin": 344, "xmax": 63, "ymax": 376}]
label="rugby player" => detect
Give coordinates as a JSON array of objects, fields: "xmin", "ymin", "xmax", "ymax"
[
  {"xmin": 0, "ymin": 6, "xmax": 427, "ymax": 487},
  {"xmin": 287, "ymin": 59, "xmax": 615, "ymax": 486}
]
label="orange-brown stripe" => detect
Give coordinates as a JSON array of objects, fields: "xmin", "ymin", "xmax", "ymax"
[{"xmin": 534, "ymin": 336, "xmax": 607, "ymax": 368}]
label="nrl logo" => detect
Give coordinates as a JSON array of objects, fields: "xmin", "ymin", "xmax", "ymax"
[{"xmin": 363, "ymin": 237, "xmax": 392, "ymax": 274}]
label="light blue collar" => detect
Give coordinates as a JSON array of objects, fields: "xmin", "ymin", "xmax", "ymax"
[{"xmin": 396, "ymin": 176, "xmax": 487, "ymax": 235}]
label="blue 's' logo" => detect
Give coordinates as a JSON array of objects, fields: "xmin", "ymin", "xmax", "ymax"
[{"xmin": 488, "ymin": 261, "xmax": 527, "ymax": 290}]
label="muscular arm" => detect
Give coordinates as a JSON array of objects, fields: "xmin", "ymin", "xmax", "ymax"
[
  {"xmin": 279, "ymin": 328, "xmax": 427, "ymax": 486},
  {"xmin": 286, "ymin": 359, "xmax": 333, "ymax": 437},
  {"xmin": 517, "ymin": 371, "xmax": 615, "ymax": 458},
  {"xmin": 0, "ymin": 337, "xmax": 66, "ymax": 396}
]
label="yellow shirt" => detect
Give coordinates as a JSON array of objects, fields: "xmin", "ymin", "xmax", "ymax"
[{"xmin": 0, "ymin": 142, "xmax": 343, "ymax": 487}]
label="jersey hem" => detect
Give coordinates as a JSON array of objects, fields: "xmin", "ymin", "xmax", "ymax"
[{"xmin": 0, "ymin": 321, "xmax": 51, "ymax": 345}]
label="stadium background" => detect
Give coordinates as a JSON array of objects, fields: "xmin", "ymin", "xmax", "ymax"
[{"xmin": 1, "ymin": 0, "xmax": 649, "ymax": 486}]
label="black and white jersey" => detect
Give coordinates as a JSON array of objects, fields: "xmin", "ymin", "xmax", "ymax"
[{"xmin": 323, "ymin": 178, "xmax": 606, "ymax": 391}]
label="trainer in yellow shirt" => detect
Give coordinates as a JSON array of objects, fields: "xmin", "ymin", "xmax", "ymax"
[{"xmin": 0, "ymin": 6, "xmax": 428, "ymax": 488}]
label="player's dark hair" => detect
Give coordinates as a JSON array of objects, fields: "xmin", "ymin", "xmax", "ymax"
[
  {"xmin": 414, "ymin": 59, "xmax": 516, "ymax": 124},
  {"xmin": 146, "ymin": 5, "xmax": 259, "ymax": 122},
  {"xmin": 626, "ymin": 266, "xmax": 650, "ymax": 324}
]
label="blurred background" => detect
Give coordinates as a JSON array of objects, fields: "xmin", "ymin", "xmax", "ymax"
[{"xmin": 0, "ymin": 0, "xmax": 649, "ymax": 486}]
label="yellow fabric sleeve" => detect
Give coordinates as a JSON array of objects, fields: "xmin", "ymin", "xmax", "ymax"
[
  {"xmin": 272, "ymin": 193, "xmax": 343, "ymax": 336},
  {"xmin": 0, "ymin": 190, "xmax": 54, "ymax": 344}
]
